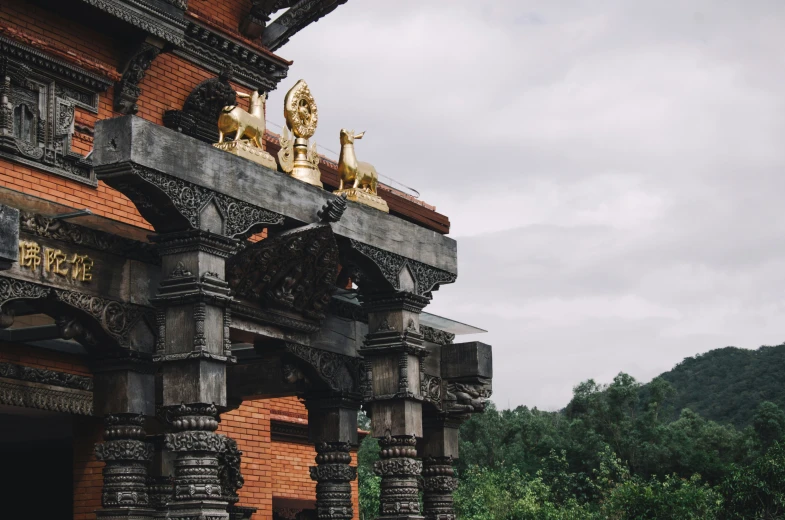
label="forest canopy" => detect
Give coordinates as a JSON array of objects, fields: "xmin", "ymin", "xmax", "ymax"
[{"xmin": 358, "ymin": 343, "xmax": 785, "ymax": 519}]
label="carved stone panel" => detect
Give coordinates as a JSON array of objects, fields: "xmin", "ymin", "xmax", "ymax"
[{"xmin": 227, "ymin": 224, "xmax": 340, "ymax": 321}]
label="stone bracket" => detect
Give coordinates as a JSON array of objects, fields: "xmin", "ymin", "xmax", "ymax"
[
  {"xmin": 284, "ymin": 342, "xmax": 363, "ymax": 394},
  {"xmin": 346, "ymin": 239, "xmax": 457, "ymax": 298},
  {"xmin": 114, "ymin": 39, "xmax": 164, "ymax": 115},
  {"xmin": 97, "ymin": 163, "xmax": 285, "ymax": 237}
]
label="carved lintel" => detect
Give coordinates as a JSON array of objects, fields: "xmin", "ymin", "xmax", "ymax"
[
  {"xmin": 0, "ymin": 275, "xmax": 155, "ymax": 350},
  {"xmin": 421, "ymin": 325, "xmax": 454, "ymax": 346},
  {"xmin": 0, "ymin": 376, "xmax": 93, "ymax": 415},
  {"xmin": 114, "ymin": 42, "xmax": 163, "ymax": 115}
]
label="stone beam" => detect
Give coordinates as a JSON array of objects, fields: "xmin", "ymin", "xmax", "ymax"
[{"xmin": 92, "ymin": 116, "xmax": 457, "ymax": 275}]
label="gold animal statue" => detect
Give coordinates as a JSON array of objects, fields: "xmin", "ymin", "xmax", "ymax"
[
  {"xmin": 337, "ymin": 129, "xmax": 378, "ymax": 194},
  {"xmin": 217, "ymin": 90, "xmax": 266, "ymax": 148}
]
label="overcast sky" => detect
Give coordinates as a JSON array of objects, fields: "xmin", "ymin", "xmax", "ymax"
[{"xmin": 268, "ymin": 1, "xmax": 785, "ymax": 411}]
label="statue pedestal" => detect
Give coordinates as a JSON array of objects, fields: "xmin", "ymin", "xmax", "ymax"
[
  {"xmin": 213, "ymin": 140, "xmax": 276, "ymax": 170},
  {"xmin": 334, "ymin": 188, "xmax": 389, "ymax": 213}
]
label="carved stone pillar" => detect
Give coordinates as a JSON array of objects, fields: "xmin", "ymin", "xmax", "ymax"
[
  {"xmin": 95, "ymin": 414, "xmax": 155, "ymax": 518},
  {"xmin": 305, "ymin": 395, "xmax": 360, "ymax": 520},
  {"xmin": 361, "ymin": 291, "xmax": 430, "ymax": 520},
  {"xmin": 420, "ymin": 417, "xmax": 462, "ymax": 520},
  {"xmin": 310, "ymin": 442, "xmax": 356, "ymax": 520},
  {"xmin": 93, "ymin": 355, "xmax": 157, "ymax": 520},
  {"xmin": 150, "ymin": 230, "xmax": 239, "ymax": 520}
]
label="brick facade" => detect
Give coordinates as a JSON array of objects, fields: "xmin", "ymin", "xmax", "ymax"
[{"xmin": 0, "ymin": 2, "xmax": 377, "ymax": 518}]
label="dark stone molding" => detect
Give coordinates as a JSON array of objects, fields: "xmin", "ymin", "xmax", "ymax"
[
  {"xmin": 240, "ymin": 1, "xmax": 296, "ymax": 40},
  {"xmin": 77, "ymin": 0, "xmax": 187, "ymax": 46},
  {"xmin": 263, "ymin": 0, "xmax": 349, "ymax": 52},
  {"xmin": 97, "ymin": 163, "xmax": 285, "ymax": 237},
  {"xmin": 0, "ymin": 275, "xmax": 155, "ymax": 350},
  {"xmin": 0, "ymin": 376, "xmax": 93, "ymax": 415},
  {"xmin": 270, "ymin": 419, "xmax": 309, "ymax": 443},
  {"xmin": 174, "ymin": 21, "xmax": 289, "ymax": 92},
  {"xmin": 421, "ymin": 325, "xmax": 454, "ymax": 346},
  {"xmin": 73, "ymin": 1, "xmax": 288, "ymax": 92},
  {"xmin": 231, "ymin": 301, "xmax": 321, "ymax": 333},
  {"xmin": 19, "ymin": 210, "xmax": 160, "ymax": 265},
  {"xmin": 347, "ymin": 239, "xmax": 457, "ymax": 298},
  {"xmin": 0, "ymin": 361, "xmax": 93, "ymax": 390},
  {"xmin": 114, "ymin": 41, "xmax": 163, "ymax": 115},
  {"xmin": 227, "ymin": 224, "xmax": 340, "ymax": 322},
  {"xmin": 284, "ymin": 342, "xmax": 362, "ymax": 394},
  {"xmin": 0, "ymin": 35, "xmax": 114, "ymax": 94}
]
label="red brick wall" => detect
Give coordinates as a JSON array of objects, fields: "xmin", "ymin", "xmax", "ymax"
[
  {"xmin": 220, "ymin": 396, "xmax": 361, "ymax": 520},
  {"xmin": 73, "ymin": 416, "xmax": 104, "ymax": 520}
]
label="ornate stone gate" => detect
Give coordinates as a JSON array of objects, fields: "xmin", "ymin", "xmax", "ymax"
[{"xmin": 0, "ymin": 114, "xmax": 493, "ymax": 520}]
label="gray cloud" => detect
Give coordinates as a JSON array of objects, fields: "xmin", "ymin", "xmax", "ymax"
[{"xmin": 271, "ymin": 1, "xmax": 785, "ymax": 409}]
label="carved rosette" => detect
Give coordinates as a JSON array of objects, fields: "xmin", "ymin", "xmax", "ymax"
[
  {"xmin": 374, "ymin": 434, "xmax": 422, "ymax": 519},
  {"xmin": 422, "ymin": 457, "xmax": 458, "ymax": 520},
  {"xmin": 309, "ymin": 442, "xmax": 357, "ymax": 520},
  {"xmin": 94, "ymin": 414, "xmax": 154, "ymax": 511}
]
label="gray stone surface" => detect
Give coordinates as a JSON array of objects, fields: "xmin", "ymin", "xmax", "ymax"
[
  {"xmin": 0, "ymin": 204, "xmax": 19, "ymax": 270},
  {"xmin": 441, "ymin": 342, "xmax": 493, "ymax": 380},
  {"xmin": 92, "ymin": 116, "xmax": 457, "ymax": 274}
]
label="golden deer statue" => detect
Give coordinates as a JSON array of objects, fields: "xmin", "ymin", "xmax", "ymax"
[
  {"xmin": 217, "ymin": 90, "xmax": 266, "ymax": 148},
  {"xmin": 337, "ymin": 129, "xmax": 378, "ymax": 194}
]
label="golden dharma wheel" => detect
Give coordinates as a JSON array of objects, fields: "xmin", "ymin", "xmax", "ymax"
[{"xmin": 283, "ymin": 79, "xmax": 318, "ymax": 139}]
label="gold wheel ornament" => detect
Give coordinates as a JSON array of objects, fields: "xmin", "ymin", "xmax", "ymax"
[{"xmin": 284, "ymin": 80, "xmax": 318, "ymax": 139}]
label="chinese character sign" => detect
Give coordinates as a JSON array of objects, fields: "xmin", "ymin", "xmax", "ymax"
[{"xmin": 18, "ymin": 241, "xmax": 94, "ymax": 282}]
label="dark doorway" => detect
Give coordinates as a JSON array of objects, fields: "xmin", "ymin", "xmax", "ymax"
[{"xmin": 0, "ymin": 407, "xmax": 74, "ymax": 518}]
